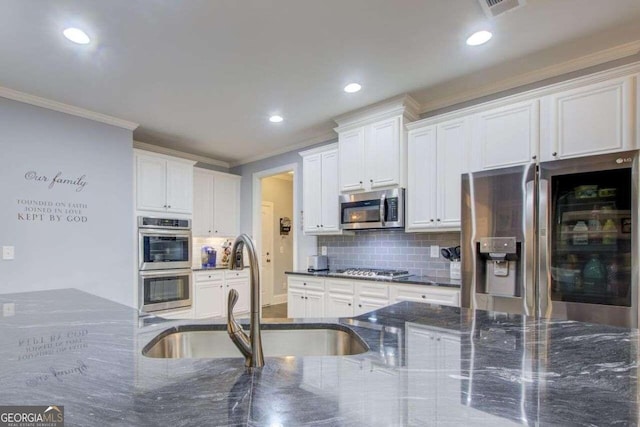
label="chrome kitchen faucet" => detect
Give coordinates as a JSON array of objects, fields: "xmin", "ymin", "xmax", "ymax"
[{"xmin": 227, "ymin": 234, "xmax": 264, "ymax": 368}]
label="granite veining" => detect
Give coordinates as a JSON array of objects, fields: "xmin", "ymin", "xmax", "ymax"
[
  {"xmin": 285, "ymin": 270, "xmax": 461, "ymax": 288},
  {"xmin": 1, "ymin": 289, "xmax": 639, "ymax": 426}
]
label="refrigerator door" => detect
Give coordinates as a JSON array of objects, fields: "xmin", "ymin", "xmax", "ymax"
[
  {"xmin": 461, "ymin": 163, "xmax": 537, "ymax": 316},
  {"xmin": 539, "ymin": 150, "xmax": 638, "ymax": 327}
]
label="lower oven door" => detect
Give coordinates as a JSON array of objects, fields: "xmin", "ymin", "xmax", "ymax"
[{"xmin": 139, "ymin": 269, "xmax": 192, "ymax": 313}]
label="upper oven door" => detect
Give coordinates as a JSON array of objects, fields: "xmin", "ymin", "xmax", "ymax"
[
  {"xmin": 340, "ymin": 188, "xmax": 404, "ymax": 230},
  {"xmin": 139, "ymin": 228, "xmax": 192, "ymax": 270}
]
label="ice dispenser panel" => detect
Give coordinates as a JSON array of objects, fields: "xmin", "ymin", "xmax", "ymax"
[{"xmin": 479, "ymin": 237, "xmax": 518, "ymax": 297}]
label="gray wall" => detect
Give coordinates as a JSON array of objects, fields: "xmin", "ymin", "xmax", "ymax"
[
  {"xmin": 318, "ymin": 231, "xmax": 460, "ymax": 278},
  {"xmin": 231, "ymin": 140, "xmax": 336, "ymax": 269},
  {"xmin": 0, "ymin": 98, "xmax": 134, "ymax": 307}
]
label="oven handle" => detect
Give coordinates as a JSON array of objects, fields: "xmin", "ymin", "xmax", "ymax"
[
  {"xmin": 380, "ymin": 193, "xmax": 386, "ymax": 226},
  {"xmin": 139, "ymin": 268, "xmax": 192, "ymax": 278},
  {"xmin": 139, "ymin": 228, "xmax": 192, "ymax": 237}
]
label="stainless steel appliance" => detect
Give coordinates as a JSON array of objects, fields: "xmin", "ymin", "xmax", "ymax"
[
  {"xmin": 340, "ymin": 188, "xmax": 405, "ymax": 230},
  {"xmin": 462, "ymin": 151, "xmax": 639, "ymax": 327},
  {"xmin": 307, "ymin": 255, "xmax": 329, "ymax": 272},
  {"xmin": 138, "ymin": 217, "xmax": 192, "ymax": 271},
  {"xmin": 139, "ymin": 269, "xmax": 192, "ymax": 312},
  {"xmin": 336, "ymin": 268, "xmax": 411, "ymax": 279}
]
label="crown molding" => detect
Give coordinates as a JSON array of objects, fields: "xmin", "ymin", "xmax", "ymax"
[
  {"xmin": 333, "ymin": 94, "xmax": 420, "ymax": 133},
  {"xmin": 0, "ymin": 86, "xmax": 139, "ymax": 130},
  {"xmin": 418, "ymin": 39, "xmax": 640, "ymax": 114},
  {"xmin": 299, "ymin": 142, "xmax": 338, "ymax": 157},
  {"xmin": 133, "ymin": 141, "xmax": 230, "ymax": 168},
  {"xmin": 230, "ymin": 130, "xmax": 337, "ymax": 167}
]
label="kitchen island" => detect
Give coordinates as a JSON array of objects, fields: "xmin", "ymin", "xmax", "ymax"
[{"xmin": 0, "ymin": 288, "xmax": 638, "ymax": 426}]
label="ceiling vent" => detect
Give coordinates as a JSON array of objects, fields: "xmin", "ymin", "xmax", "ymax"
[{"xmin": 478, "ymin": 0, "xmax": 526, "ymax": 18}]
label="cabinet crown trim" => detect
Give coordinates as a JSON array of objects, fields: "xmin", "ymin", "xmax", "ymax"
[
  {"xmin": 194, "ymin": 167, "xmax": 241, "ymax": 180},
  {"xmin": 333, "ymin": 94, "xmax": 419, "ymax": 132},
  {"xmin": 134, "ymin": 148, "xmax": 197, "ymax": 165},
  {"xmin": 299, "ymin": 142, "xmax": 338, "ymax": 157}
]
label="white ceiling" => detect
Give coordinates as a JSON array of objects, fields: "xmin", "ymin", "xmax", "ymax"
[{"xmin": 2, "ymin": 0, "xmax": 640, "ymax": 165}]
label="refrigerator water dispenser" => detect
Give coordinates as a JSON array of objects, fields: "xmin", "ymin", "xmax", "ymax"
[{"xmin": 479, "ymin": 237, "xmax": 519, "ymax": 297}]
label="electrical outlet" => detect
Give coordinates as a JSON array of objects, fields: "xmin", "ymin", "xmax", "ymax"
[
  {"xmin": 279, "ymin": 246, "xmax": 284, "ymax": 254},
  {"xmin": 321, "ymin": 246, "xmax": 328, "ymax": 256},
  {"xmin": 2, "ymin": 246, "xmax": 14, "ymax": 260},
  {"xmin": 430, "ymin": 245, "xmax": 440, "ymax": 258}
]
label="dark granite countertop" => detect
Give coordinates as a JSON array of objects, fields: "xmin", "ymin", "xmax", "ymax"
[
  {"xmin": 192, "ymin": 266, "xmax": 249, "ymax": 271},
  {"xmin": 286, "ymin": 269, "xmax": 461, "ymax": 288},
  {"xmin": 1, "ymin": 288, "xmax": 638, "ymax": 426}
]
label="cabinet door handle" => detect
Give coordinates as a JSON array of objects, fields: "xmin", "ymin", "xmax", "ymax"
[
  {"xmin": 552, "ymin": 152, "xmax": 558, "ymax": 157},
  {"xmin": 532, "ymin": 155, "xmax": 537, "ymax": 160}
]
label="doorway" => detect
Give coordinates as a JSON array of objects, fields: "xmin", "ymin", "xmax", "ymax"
[{"xmin": 259, "ymin": 171, "xmax": 294, "ymax": 315}]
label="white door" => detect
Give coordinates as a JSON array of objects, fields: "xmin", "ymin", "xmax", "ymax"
[
  {"xmin": 305, "ymin": 290, "xmax": 325, "ymax": 318},
  {"xmin": 213, "ymin": 173, "xmax": 240, "ymax": 236},
  {"xmin": 407, "ymin": 126, "xmax": 437, "ymax": 231},
  {"xmin": 287, "ymin": 287, "xmax": 306, "ymax": 318},
  {"xmin": 338, "ymin": 127, "xmax": 365, "ymax": 192},
  {"xmin": 136, "ymin": 154, "xmax": 167, "ymax": 212},
  {"xmin": 436, "ymin": 118, "xmax": 468, "ymax": 229},
  {"xmin": 542, "ymin": 76, "xmax": 634, "ymax": 161},
  {"xmin": 193, "ymin": 170, "xmax": 213, "ymax": 236},
  {"xmin": 368, "ymin": 116, "xmax": 401, "ymax": 189},
  {"xmin": 320, "ymin": 149, "xmax": 340, "ymax": 231},
  {"xmin": 302, "ymin": 154, "xmax": 322, "ymax": 233},
  {"xmin": 165, "ymin": 160, "xmax": 193, "ymax": 213},
  {"xmin": 260, "ymin": 201, "xmax": 274, "ymax": 306}
]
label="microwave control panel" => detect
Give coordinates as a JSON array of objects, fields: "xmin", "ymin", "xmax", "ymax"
[{"xmin": 387, "ymin": 198, "xmax": 399, "ymax": 221}]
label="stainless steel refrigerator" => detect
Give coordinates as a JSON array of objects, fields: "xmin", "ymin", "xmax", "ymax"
[{"xmin": 461, "ymin": 150, "xmax": 639, "ymax": 327}]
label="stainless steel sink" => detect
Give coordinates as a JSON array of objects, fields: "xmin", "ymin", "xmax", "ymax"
[{"xmin": 142, "ymin": 325, "xmax": 368, "ymax": 359}]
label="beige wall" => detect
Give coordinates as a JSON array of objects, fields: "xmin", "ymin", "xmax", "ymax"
[{"xmin": 261, "ymin": 175, "xmax": 294, "ymax": 297}]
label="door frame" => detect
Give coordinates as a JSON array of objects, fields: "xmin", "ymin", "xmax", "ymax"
[
  {"xmin": 252, "ymin": 163, "xmax": 301, "ymax": 295},
  {"xmin": 260, "ymin": 201, "xmax": 275, "ymax": 306}
]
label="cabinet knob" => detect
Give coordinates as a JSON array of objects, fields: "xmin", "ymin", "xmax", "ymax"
[
  {"xmin": 316, "ymin": 225, "xmax": 320, "ymax": 228},
  {"xmin": 358, "ymin": 304, "xmax": 362, "ymax": 308},
  {"xmin": 532, "ymin": 155, "xmax": 537, "ymax": 160},
  {"xmin": 552, "ymin": 152, "xmax": 558, "ymax": 157},
  {"xmin": 369, "ymin": 179, "xmax": 373, "ymax": 183},
  {"xmin": 430, "ymin": 219, "xmax": 434, "ymax": 222},
  {"xmin": 305, "ymin": 296, "xmax": 308, "ymax": 300},
  {"xmin": 421, "ymin": 295, "xmax": 426, "ymax": 299},
  {"xmin": 208, "ymin": 230, "xmax": 211, "ymax": 233},
  {"xmin": 220, "ymin": 285, "xmax": 223, "ymax": 288},
  {"xmin": 359, "ymin": 181, "xmax": 363, "ymax": 185},
  {"xmin": 301, "ymin": 296, "xmax": 304, "ymax": 299},
  {"xmin": 215, "ymin": 230, "xmax": 218, "ymax": 233},
  {"xmin": 348, "ymin": 303, "xmax": 352, "ymax": 306},
  {"xmin": 163, "ymin": 204, "xmax": 167, "ymax": 208},
  {"xmin": 436, "ymin": 218, "xmax": 441, "ymax": 222},
  {"xmin": 320, "ymin": 224, "xmax": 324, "ymax": 228},
  {"xmin": 303, "ymin": 282, "xmax": 306, "ymax": 286}
]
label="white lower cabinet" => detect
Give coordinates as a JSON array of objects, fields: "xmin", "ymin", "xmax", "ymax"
[
  {"xmin": 288, "ymin": 275, "xmax": 459, "ymax": 319},
  {"xmin": 391, "ymin": 284, "xmax": 460, "ymax": 307},
  {"xmin": 287, "ymin": 277, "xmax": 326, "ymax": 318},
  {"xmin": 193, "ymin": 269, "xmax": 250, "ymax": 319}
]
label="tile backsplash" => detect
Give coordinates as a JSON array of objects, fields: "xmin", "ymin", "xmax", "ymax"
[{"xmin": 317, "ymin": 230, "xmax": 461, "ymax": 278}]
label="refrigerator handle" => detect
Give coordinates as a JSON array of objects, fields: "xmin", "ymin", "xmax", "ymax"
[
  {"xmin": 538, "ymin": 178, "xmax": 551, "ymax": 318},
  {"xmin": 524, "ymin": 180, "xmax": 537, "ymax": 317}
]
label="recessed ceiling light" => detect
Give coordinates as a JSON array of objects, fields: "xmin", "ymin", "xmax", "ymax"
[
  {"xmin": 63, "ymin": 27, "xmax": 91, "ymax": 45},
  {"xmin": 344, "ymin": 83, "xmax": 362, "ymax": 93},
  {"xmin": 269, "ymin": 115, "xmax": 283, "ymax": 123},
  {"xmin": 466, "ymin": 30, "xmax": 492, "ymax": 46}
]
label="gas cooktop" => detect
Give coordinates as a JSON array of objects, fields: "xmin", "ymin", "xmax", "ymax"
[{"xmin": 335, "ymin": 268, "xmax": 411, "ymax": 279}]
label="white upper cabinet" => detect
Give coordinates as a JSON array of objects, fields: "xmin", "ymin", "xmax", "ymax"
[
  {"xmin": 338, "ymin": 128, "xmax": 365, "ymax": 192},
  {"xmin": 471, "ymin": 99, "xmax": 539, "ymax": 171},
  {"xmin": 193, "ymin": 168, "xmax": 241, "ymax": 237},
  {"xmin": 406, "ymin": 118, "xmax": 469, "ymax": 232},
  {"xmin": 541, "ymin": 76, "xmax": 635, "ymax": 161},
  {"xmin": 301, "ymin": 144, "xmax": 341, "ymax": 235},
  {"xmin": 335, "ymin": 95, "xmax": 419, "ymax": 193},
  {"xmin": 135, "ymin": 150, "xmax": 195, "ymax": 215}
]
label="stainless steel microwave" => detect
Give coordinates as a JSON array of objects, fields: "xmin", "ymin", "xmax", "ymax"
[{"xmin": 339, "ymin": 188, "xmax": 405, "ymax": 230}]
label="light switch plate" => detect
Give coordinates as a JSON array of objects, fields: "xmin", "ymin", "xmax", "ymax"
[
  {"xmin": 2, "ymin": 246, "xmax": 14, "ymax": 260},
  {"xmin": 321, "ymin": 246, "xmax": 328, "ymax": 256},
  {"xmin": 430, "ymin": 245, "xmax": 440, "ymax": 258}
]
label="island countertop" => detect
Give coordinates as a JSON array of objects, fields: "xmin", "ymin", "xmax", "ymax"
[{"xmin": 0, "ymin": 289, "xmax": 638, "ymax": 426}]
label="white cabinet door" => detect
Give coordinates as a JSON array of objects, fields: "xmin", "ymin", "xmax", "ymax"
[
  {"xmin": 193, "ymin": 169, "xmax": 213, "ymax": 236},
  {"xmin": 320, "ymin": 149, "xmax": 340, "ymax": 232},
  {"xmin": 165, "ymin": 160, "xmax": 193, "ymax": 214},
  {"xmin": 473, "ymin": 100, "xmax": 539, "ymax": 171},
  {"xmin": 136, "ymin": 154, "xmax": 167, "ymax": 212},
  {"xmin": 303, "ymin": 153, "xmax": 323, "ymax": 233},
  {"xmin": 436, "ymin": 118, "xmax": 468, "ymax": 229},
  {"xmin": 326, "ymin": 292, "xmax": 354, "ymax": 317},
  {"xmin": 355, "ymin": 296, "xmax": 388, "ymax": 316},
  {"xmin": 542, "ymin": 76, "xmax": 634, "ymax": 161},
  {"xmin": 406, "ymin": 325, "xmax": 437, "ymax": 425},
  {"xmin": 407, "ymin": 125, "xmax": 437, "ymax": 231},
  {"xmin": 368, "ymin": 117, "xmax": 401, "ymax": 189},
  {"xmin": 287, "ymin": 287, "xmax": 306, "ymax": 318},
  {"xmin": 392, "ymin": 284, "xmax": 460, "ymax": 307},
  {"xmin": 194, "ymin": 281, "xmax": 224, "ymax": 318},
  {"xmin": 305, "ymin": 290, "xmax": 325, "ymax": 318},
  {"xmin": 213, "ymin": 173, "xmax": 240, "ymax": 236},
  {"xmin": 227, "ymin": 279, "xmax": 250, "ymax": 314},
  {"xmin": 339, "ymin": 128, "xmax": 365, "ymax": 192}
]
